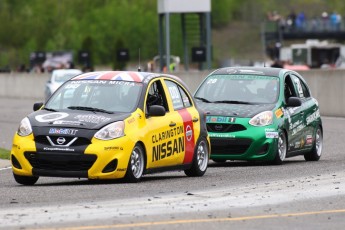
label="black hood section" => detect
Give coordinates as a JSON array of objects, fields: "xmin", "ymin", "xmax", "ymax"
[
  {"xmin": 28, "ymin": 109, "xmax": 130, "ymax": 130},
  {"xmin": 196, "ymin": 101, "xmax": 275, "ymax": 118},
  {"xmin": 28, "ymin": 110, "xmax": 131, "ymax": 154}
]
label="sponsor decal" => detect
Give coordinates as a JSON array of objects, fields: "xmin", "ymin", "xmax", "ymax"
[
  {"xmin": 152, "ymin": 137, "xmax": 184, "ymax": 162},
  {"xmin": 306, "ymin": 109, "xmax": 320, "ymax": 125},
  {"xmin": 289, "ymin": 119, "xmax": 306, "ymax": 135},
  {"xmin": 75, "ymin": 114, "xmax": 111, "ymax": 124},
  {"xmin": 104, "ymin": 146, "xmax": 122, "ymax": 151},
  {"xmin": 292, "ymin": 124, "xmax": 306, "ymax": 136},
  {"xmin": 117, "ymin": 168, "xmax": 126, "ymax": 172},
  {"xmin": 306, "ymin": 135, "xmax": 313, "ymax": 146},
  {"xmin": 35, "ymin": 112, "xmax": 69, "ymax": 123},
  {"xmin": 300, "ymin": 138, "xmax": 305, "ymax": 148},
  {"xmin": 49, "ymin": 128, "xmax": 78, "ymax": 135},
  {"xmin": 265, "ymin": 128, "xmax": 276, "ymax": 132},
  {"xmin": 151, "ymin": 126, "xmax": 185, "ymax": 162},
  {"xmin": 265, "ymin": 131, "xmax": 279, "ymax": 138},
  {"xmin": 43, "ymin": 147, "xmax": 75, "ymax": 152},
  {"xmin": 210, "ymin": 133, "xmax": 236, "ymax": 138},
  {"xmin": 275, "ymin": 108, "xmax": 283, "ymax": 118},
  {"xmin": 53, "ymin": 120, "xmax": 83, "ymax": 126},
  {"xmin": 206, "ymin": 116, "xmax": 236, "ymax": 123},
  {"xmin": 127, "ymin": 117, "xmax": 135, "ymax": 124},
  {"xmin": 152, "ymin": 126, "xmax": 184, "ymax": 143},
  {"xmin": 185, "ymin": 125, "xmax": 193, "ymax": 142},
  {"xmin": 294, "ymin": 141, "xmax": 301, "ymax": 148}
]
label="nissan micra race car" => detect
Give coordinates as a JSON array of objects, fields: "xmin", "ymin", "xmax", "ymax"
[
  {"xmin": 194, "ymin": 67, "xmax": 322, "ymax": 165},
  {"xmin": 11, "ymin": 71, "xmax": 210, "ymax": 185}
]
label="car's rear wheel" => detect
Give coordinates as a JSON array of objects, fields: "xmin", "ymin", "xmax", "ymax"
[
  {"xmin": 304, "ymin": 126, "xmax": 323, "ymax": 161},
  {"xmin": 124, "ymin": 143, "xmax": 145, "ymax": 183},
  {"xmin": 271, "ymin": 131, "xmax": 287, "ymax": 165},
  {"xmin": 185, "ymin": 137, "xmax": 209, "ymax": 177},
  {"xmin": 13, "ymin": 173, "xmax": 39, "ymax": 185}
]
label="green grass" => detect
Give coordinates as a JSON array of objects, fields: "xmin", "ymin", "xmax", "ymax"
[{"xmin": 0, "ymin": 148, "xmax": 10, "ymax": 160}]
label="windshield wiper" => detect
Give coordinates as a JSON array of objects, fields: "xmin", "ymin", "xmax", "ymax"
[
  {"xmin": 213, "ymin": 100, "xmax": 253, "ymax": 105},
  {"xmin": 67, "ymin": 106, "xmax": 114, "ymax": 114},
  {"xmin": 194, "ymin": 97, "xmax": 211, "ymax": 103},
  {"xmin": 44, "ymin": 107, "xmax": 57, "ymax": 112}
]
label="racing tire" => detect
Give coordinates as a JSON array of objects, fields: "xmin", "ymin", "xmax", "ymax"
[
  {"xmin": 184, "ymin": 137, "xmax": 209, "ymax": 177},
  {"xmin": 271, "ymin": 131, "xmax": 287, "ymax": 165},
  {"xmin": 304, "ymin": 126, "xmax": 323, "ymax": 161},
  {"xmin": 124, "ymin": 143, "xmax": 145, "ymax": 183},
  {"xmin": 13, "ymin": 173, "xmax": 39, "ymax": 185}
]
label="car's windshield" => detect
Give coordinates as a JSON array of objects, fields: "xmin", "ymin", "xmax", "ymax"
[
  {"xmin": 45, "ymin": 80, "xmax": 142, "ymax": 113},
  {"xmin": 195, "ymin": 74, "xmax": 279, "ymax": 104},
  {"xmin": 54, "ymin": 71, "xmax": 81, "ymax": 83}
]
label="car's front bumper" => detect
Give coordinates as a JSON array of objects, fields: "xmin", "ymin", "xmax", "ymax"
[
  {"xmin": 11, "ymin": 133, "xmax": 134, "ymax": 179},
  {"xmin": 209, "ymin": 125, "xmax": 279, "ymax": 161}
]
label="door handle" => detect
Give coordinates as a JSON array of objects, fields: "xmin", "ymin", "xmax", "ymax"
[
  {"xmin": 192, "ymin": 118, "xmax": 199, "ymax": 122},
  {"xmin": 169, "ymin": 122, "xmax": 176, "ymax": 127}
]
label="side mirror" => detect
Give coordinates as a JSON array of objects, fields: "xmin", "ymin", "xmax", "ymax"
[
  {"xmin": 286, "ymin": 97, "xmax": 302, "ymax": 107},
  {"xmin": 33, "ymin": 102, "xmax": 44, "ymax": 111},
  {"xmin": 148, "ymin": 105, "xmax": 166, "ymax": 117}
]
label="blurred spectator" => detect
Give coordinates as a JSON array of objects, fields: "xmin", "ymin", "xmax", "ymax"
[
  {"xmin": 267, "ymin": 11, "xmax": 281, "ymax": 21},
  {"xmin": 296, "ymin": 12, "xmax": 306, "ymax": 30},
  {"xmin": 287, "ymin": 10, "xmax": 296, "ymax": 30},
  {"xmin": 17, "ymin": 64, "xmax": 27, "ymax": 72},
  {"xmin": 330, "ymin": 11, "xmax": 341, "ymax": 31},
  {"xmin": 321, "ymin": 12, "xmax": 329, "ymax": 30}
]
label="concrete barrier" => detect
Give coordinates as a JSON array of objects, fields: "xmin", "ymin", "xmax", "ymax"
[{"xmin": 0, "ymin": 69, "xmax": 343, "ymax": 117}]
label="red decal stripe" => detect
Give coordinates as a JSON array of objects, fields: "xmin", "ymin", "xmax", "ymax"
[
  {"xmin": 98, "ymin": 71, "xmax": 120, "ymax": 80},
  {"xmin": 178, "ymin": 109, "xmax": 195, "ymax": 164},
  {"xmin": 128, "ymin": 72, "xmax": 142, "ymax": 82}
]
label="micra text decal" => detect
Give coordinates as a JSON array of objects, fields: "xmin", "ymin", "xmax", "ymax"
[{"xmin": 152, "ymin": 126, "xmax": 184, "ymax": 162}]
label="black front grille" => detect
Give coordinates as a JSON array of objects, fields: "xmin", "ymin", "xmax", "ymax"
[
  {"xmin": 210, "ymin": 138, "xmax": 252, "ymax": 155},
  {"xmin": 24, "ymin": 152, "xmax": 97, "ymax": 171},
  {"xmin": 207, "ymin": 123, "xmax": 246, "ymax": 133},
  {"xmin": 35, "ymin": 135, "xmax": 91, "ymax": 146}
]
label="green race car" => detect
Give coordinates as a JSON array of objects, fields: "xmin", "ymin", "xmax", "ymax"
[{"xmin": 194, "ymin": 67, "xmax": 323, "ymax": 164}]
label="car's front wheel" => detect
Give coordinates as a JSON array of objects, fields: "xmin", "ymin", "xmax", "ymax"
[
  {"xmin": 124, "ymin": 143, "xmax": 145, "ymax": 183},
  {"xmin": 304, "ymin": 126, "xmax": 323, "ymax": 161},
  {"xmin": 185, "ymin": 137, "xmax": 209, "ymax": 177},
  {"xmin": 271, "ymin": 131, "xmax": 287, "ymax": 165},
  {"xmin": 13, "ymin": 173, "xmax": 39, "ymax": 185}
]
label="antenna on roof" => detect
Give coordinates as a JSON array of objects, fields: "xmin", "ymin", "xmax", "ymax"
[{"xmin": 138, "ymin": 48, "xmax": 141, "ymax": 72}]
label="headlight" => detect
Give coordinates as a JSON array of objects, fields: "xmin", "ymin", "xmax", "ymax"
[
  {"xmin": 94, "ymin": 121, "xmax": 125, "ymax": 140},
  {"xmin": 18, "ymin": 117, "xmax": 32, "ymax": 136},
  {"xmin": 249, "ymin": 111, "xmax": 273, "ymax": 126}
]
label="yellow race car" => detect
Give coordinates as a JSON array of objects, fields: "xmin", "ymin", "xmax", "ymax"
[{"xmin": 11, "ymin": 71, "xmax": 210, "ymax": 185}]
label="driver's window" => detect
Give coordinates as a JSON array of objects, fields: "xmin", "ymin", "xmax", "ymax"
[
  {"xmin": 146, "ymin": 80, "xmax": 169, "ymax": 112},
  {"xmin": 284, "ymin": 75, "xmax": 298, "ymax": 102}
]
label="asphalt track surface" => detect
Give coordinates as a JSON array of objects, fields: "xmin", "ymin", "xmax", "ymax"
[{"xmin": 1, "ymin": 98, "xmax": 345, "ymax": 230}]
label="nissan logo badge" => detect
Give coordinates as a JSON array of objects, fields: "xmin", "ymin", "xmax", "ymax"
[
  {"xmin": 56, "ymin": 137, "xmax": 66, "ymax": 145},
  {"xmin": 215, "ymin": 124, "xmax": 223, "ymax": 131}
]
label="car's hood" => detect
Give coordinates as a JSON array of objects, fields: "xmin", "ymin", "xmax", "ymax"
[
  {"xmin": 28, "ymin": 109, "xmax": 131, "ymax": 130},
  {"xmin": 196, "ymin": 101, "xmax": 275, "ymax": 118}
]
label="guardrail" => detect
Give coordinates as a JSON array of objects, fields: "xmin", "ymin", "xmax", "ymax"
[{"xmin": 0, "ymin": 69, "xmax": 343, "ymax": 117}]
